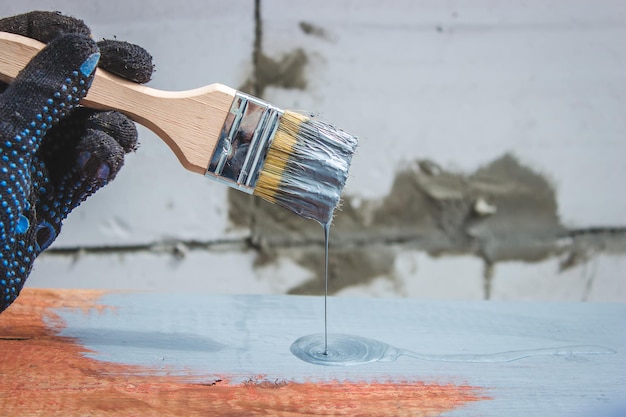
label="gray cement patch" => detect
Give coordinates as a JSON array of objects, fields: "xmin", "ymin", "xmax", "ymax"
[
  {"xmin": 239, "ymin": 48, "xmax": 308, "ymax": 98},
  {"xmin": 228, "ymin": 154, "xmax": 626, "ymax": 295}
]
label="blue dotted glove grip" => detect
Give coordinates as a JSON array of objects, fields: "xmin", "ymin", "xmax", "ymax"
[{"xmin": 0, "ymin": 34, "xmax": 99, "ymax": 310}]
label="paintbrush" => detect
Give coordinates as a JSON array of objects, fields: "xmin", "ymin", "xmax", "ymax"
[{"xmin": 0, "ymin": 32, "xmax": 358, "ymax": 225}]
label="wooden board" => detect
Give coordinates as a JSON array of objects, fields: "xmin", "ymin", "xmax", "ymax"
[{"xmin": 0, "ymin": 288, "xmax": 624, "ymax": 416}]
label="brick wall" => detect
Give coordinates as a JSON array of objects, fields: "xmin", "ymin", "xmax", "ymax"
[{"xmin": 6, "ymin": 0, "xmax": 625, "ymax": 301}]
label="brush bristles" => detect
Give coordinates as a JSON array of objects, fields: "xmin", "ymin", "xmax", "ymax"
[
  {"xmin": 254, "ymin": 110, "xmax": 358, "ymax": 224},
  {"xmin": 254, "ymin": 127, "xmax": 298, "ymax": 204}
]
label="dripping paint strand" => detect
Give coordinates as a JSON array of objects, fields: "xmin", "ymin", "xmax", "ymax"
[
  {"xmin": 290, "ymin": 333, "xmax": 617, "ymax": 367},
  {"xmin": 323, "ymin": 222, "xmax": 330, "ymax": 356}
]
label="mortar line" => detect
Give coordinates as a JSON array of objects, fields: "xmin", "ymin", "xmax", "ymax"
[
  {"xmin": 563, "ymin": 226, "xmax": 626, "ymax": 237},
  {"xmin": 581, "ymin": 255, "xmax": 598, "ymax": 302},
  {"xmin": 249, "ymin": 0, "xmax": 263, "ymax": 236},
  {"xmin": 41, "ymin": 238, "xmax": 250, "ymax": 257},
  {"xmin": 252, "ymin": 0, "xmax": 263, "ymax": 98},
  {"xmin": 483, "ymin": 260, "xmax": 494, "ymax": 300},
  {"xmin": 39, "ymin": 235, "xmax": 435, "ymax": 258},
  {"xmin": 40, "ymin": 225, "xmax": 626, "ymax": 257}
]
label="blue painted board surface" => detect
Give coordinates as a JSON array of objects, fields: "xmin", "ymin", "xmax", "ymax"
[{"xmin": 48, "ymin": 292, "xmax": 626, "ymax": 417}]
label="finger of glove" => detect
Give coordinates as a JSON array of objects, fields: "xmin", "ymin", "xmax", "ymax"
[
  {"xmin": 98, "ymin": 40, "xmax": 154, "ymax": 84},
  {"xmin": 37, "ymin": 108, "xmax": 137, "ymax": 186},
  {"xmin": 0, "ymin": 11, "xmax": 154, "ymax": 84},
  {"xmin": 0, "ymin": 33, "xmax": 100, "ymax": 161},
  {"xmin": 0, "ymin": 11, "xmax": 91, "ymax": 43},
  {"xmin": 33, "ymin": 127, "xmax": 126, "ymax": 253},
  {"xmin": 0, "ymin": 11, "xmax": 92, "ymax": 95},
  {"xmin": 32, "ymin": 110, "xmax": 136, "ymax": 251}
]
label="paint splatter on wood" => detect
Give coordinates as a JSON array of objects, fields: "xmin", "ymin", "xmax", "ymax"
[{"xmin": 0, "ymin": 289, "xmax": 488, "ymax": 416}]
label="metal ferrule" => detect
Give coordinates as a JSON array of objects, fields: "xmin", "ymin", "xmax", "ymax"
[{"xmin": 206, "ymin": 92, "xmax": 283, "ymax": 193}]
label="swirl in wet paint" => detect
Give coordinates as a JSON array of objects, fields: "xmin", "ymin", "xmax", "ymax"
[{"xmin": 290, "ymin": 333, "xmax": 616, "ymax": 366}]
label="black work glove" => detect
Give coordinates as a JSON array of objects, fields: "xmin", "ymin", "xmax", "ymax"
[{"xmin": 0, "ymin": 11, "xmax": 154, "ymax": 313}]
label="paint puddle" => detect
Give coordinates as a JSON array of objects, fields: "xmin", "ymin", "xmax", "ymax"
[{"xmin": 290, "ymin": 333, "xmax": 616, "ymax": 366}]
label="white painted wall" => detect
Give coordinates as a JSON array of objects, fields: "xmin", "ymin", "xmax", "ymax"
[{"xmin": 3, "ymin": 0, "xmax": 624, "ymax": 301}]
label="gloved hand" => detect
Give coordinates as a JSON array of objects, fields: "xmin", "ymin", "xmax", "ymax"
[{"xmin": 0, "ymin": 11, "xmax": 154, "ymax": 313}]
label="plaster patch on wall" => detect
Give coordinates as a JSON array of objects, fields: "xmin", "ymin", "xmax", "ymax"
[
  {"xmin": 277, "ymin": 246, "xmax": 396, "ymax": 296},
  {"xmin": 239, "ymin": 48, "xmax": 308, "ymax": 98},
  {"xmin": 228, "ymin": 154, "xmax": 626, "ymax": 295}
]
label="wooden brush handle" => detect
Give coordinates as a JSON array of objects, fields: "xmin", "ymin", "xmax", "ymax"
[{"xmin": 0, "ymin": 32, "xmax": 237, "ymax": 174}]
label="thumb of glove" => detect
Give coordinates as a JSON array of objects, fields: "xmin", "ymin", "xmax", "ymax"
[{"xmin": 0, "ymin": 33, "xmax": 100, "ymax": 161}]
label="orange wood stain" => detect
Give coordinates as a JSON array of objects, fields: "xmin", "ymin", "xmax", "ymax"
[{"xmin": 0, "ymin": 288, "xmax": 489, "ymax": 416}]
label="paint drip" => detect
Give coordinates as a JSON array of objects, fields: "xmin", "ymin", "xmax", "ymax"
[
  {"xmin": 322, "ymin": 221, "xmax": 330, "ymax": 355},
  {"xmin": 290, "ymin": 333, "xmax": 616, "ymax": 366}
]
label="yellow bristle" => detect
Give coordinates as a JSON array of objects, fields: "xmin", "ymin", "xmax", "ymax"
[
  {"xmin": 254, "ymin": 111, "xmax": 305, "ymax": 202},
  {"xmin": 281, "ymin": 109, "xmax": 309, "ymax": 126},
  {"xmin": 252, "ymin": 109, "xmax": 358, "ymax": 224}
]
